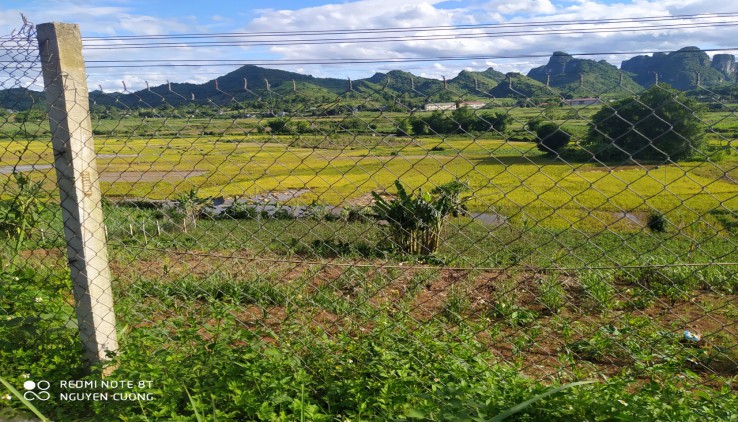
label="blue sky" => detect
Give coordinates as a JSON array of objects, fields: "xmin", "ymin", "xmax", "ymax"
[{"xmin": 3, "ymin": 0, "xmax": 737, "ymax": 91}]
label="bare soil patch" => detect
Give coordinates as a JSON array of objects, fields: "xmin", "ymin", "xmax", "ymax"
[{"xmin": 112, "ymin": 249, "xmax": 738, "ymax": 385}]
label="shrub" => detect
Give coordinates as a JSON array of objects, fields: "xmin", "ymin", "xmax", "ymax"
[
  {"xmin": 294, "ymin": 120, "xmax": 311, "ymax": 134},
  {"xmin": 371, "ymin": 180, "xmax": 469, "ymax": 255},
  {"xmin": 526, "ymin": 116, "xmax": 546, "ymax": 132},
  {"xmin": 535, "ymin": 123, "xmax": 571, "ymax": 155},
  {"xmin": 646, "ymin": 211, "xmax": 667, "ymax": 233},
  {"xmin": 222, "ymin": 201, "xmax": 258, "ymax": 220},
  {"xmin": 267, "ymin": 118, "xmax": 291, "ymax": 134}
]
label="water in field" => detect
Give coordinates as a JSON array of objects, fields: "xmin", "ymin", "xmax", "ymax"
[
  {"xmin": 0, "ymin": 154, "xmax": 138, "ymax": 174},
  {"xmin": 469, "ymin": 212, "xmax": 508, "ymax": 226},
  {"xmin": 0, "ymin": 164, "xmax": 53, "ymax": 174}
]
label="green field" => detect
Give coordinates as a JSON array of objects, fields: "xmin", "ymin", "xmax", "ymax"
[{"xmin": 4, "ymin": 131, "xmax": 738, "ymax": 232}]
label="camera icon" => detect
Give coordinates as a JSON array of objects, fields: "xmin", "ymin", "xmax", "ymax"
[{"xmin": 23, "ymin": 380, "xmax": 51, "ymax": 401}]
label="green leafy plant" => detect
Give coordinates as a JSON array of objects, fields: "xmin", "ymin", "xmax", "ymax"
[
  {"xmin": 647, "ymin": 211, "xmax": 667, "ymax": 233},
  {"xmin": 0, "ymin": 172, "xmax": 44, "ymax": 253},
  {"xmin": 489, "ymin": 380, "xmax": 597, "ymax": 421},
  {"xmin": 371, "ymin": 180, "xmax": 469, "ymax": 255},
  {"xmin": 579, "ymin": 270, "xmax": 616, "ymax": 311},
  {"xmin": 170, "ymin": 188, "xmax": 210, "ymax": 232},
  {"xmin": 538, "ymin": 275, "xmax": 566, "ymax": 314},
  {"xmin": 222, "ymin": 200, "xmax": 258, "ymax": 220}
]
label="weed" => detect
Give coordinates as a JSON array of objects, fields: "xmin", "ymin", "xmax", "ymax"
[
  {"xmin": 568, "ymin": 325, "xmax": 622, "ymax": 362},
  {"xmin": 407, "ymin": 269, "xmax": 437, "ymax": 297},
  {"xmin": 441, "ymin": 286, "xmax": 471, "ymax": 324},
  {"xmin": 579, "ymin": 270, "xmax": 616, "ymax": 311},
  {"xmin": 695, "ymin": 265, "xmax": 736, "ymax": 293},
  {"xmin": 296, "ymin": 238, "xmax": 379, "ymax": 258},
  {"xmin": 0, "ymin": 172, "xmax": 44, "ymax": 254},
  {"xmin": 135, "ymin": 272, "xmax": 290, "ymax": 307},
  {"xmin": 270, "ymin": 206, "xmax": 295, "ymax": 220},
  {"xmin": 0, "ymin": 376, "xmax": 50, "ymax": 422},
  {"xmin": 222, "ymin": 201, "xmax": 258, "ymax": 220},
  {"xmin": 538, "ymin": 275, "xmax": 566, "ymax": 314},
  {"xmin": 340, "ymin": 205, "xmax": 372, "ymax": 223},
  {"xmin": 488, "ymin": 381, "xmax": 597, "ymax": 422}
]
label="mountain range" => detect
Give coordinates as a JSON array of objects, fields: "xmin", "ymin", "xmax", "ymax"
[{"xmin": 3, "ymin": 46, "xmax": 736, "ymax": 111}]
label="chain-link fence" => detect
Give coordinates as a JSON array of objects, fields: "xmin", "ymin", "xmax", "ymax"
[{"xmin": 2, "ymin": 18, "xmax": 738, "ymax": 421}]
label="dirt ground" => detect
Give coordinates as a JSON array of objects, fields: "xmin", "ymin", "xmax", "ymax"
[{"xmin": 101, "ymin": 248, "xmax": 738, "ymax": 387}]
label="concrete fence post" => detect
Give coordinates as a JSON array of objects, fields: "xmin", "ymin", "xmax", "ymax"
[{"xmin": 36, "ymin": 22, "xmax": 118, "ymax": 368}]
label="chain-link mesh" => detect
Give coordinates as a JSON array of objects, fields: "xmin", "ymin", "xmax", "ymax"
[
  {"xmin": 2, "ymin": 19, "xmax": 738, "ymax": 421},
  {"xmin": 1, "ymin": 19, "xmax": 92, "ymax": 418}
]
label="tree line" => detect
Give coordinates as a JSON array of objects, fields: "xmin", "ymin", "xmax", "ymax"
[{"xmin": 268, "ymin": 84, "xmax": 709, "ymax": 162}]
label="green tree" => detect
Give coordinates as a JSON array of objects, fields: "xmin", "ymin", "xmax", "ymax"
[
  {"xmin": 450, "ymin": 107, "xmax": 477, "ymax": 133},
  {"xmin": 294, "ymin": 120, "xmax": 311, "ymax": 134},
  {"xmin": 526, "ymin": 116, "xmax": 546, "ymax": 132},
  {"xmin": 267, "ymin": 118, "xmax": 290, "ymax": 134},
  {"xmin": 587, "ymin": 84, "xmax": 706, "ymax": 161},
  {"xmin": 535, "ymin": 123, "xmax": 571, "ymax": 155},
  {"xmin": 396, "ymin": 119, "xmax": 411, "ymax": 136},
  {"xmin": 484, "ymin": 111, "xmax": 512, "ymax": 133},
  {"xmin": 409, "ymin": 117, "xmax": 429, "ymax": 135}
]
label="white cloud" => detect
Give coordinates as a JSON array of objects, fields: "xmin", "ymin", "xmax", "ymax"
[
  {"xmin": 236, "ymin": 0, "xmax": 738, "ymax": 82},
  {"xmin": 482, "ymin": 0, "xmax": 557, "ymax": 15},
  {"xmin": 0, "ymin": 2, "xmax": 236, "ymax": 91}
]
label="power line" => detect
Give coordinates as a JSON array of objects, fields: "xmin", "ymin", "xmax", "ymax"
[
  {"xmin": 81, "ymin": 21, "xmax": 738, "ymax": 50},
  {"xmin": 73, "ymin": 47, "xmax": 738, "ymax": 68},
  {"xmin": 7, "ymin": 47, "xmax": 738, "ymax": 69},
  {"xmin": 80, "ymin": 12, "xmax": 738, "ymax": 41}
]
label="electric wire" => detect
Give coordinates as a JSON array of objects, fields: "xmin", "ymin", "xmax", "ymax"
[
  {"xmin": 80, "ymin": 12, "xmax": 738, "ymax": 41},
  {"xmin": 81, "ymin": 21, "xmax": 738, "ymax": 49}
]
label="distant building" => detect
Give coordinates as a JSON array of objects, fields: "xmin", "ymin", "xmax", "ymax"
[
  {"xmin": 424, "ymin": 101, "xmax": 487, "ymax": 111},
  {"xmin": 563, "ymin": 98, "xmax": 600, "ymax": 106},
  {"xmin": 460, "ymin": 101, "xmax": 486, "ymax": 109},
  {"xmin": 424, "ymin": 102, "xmax": 457, "ymax": 111}
]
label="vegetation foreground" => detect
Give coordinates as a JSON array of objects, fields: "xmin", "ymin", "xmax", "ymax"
[{"xmin": 1, "ymin": 196, "xmax": 737, "ymax": 420}]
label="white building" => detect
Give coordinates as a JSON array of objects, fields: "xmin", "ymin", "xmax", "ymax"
[
  {"xmin": 460, "ymin": 101, "xmax": 486, "ymax": 109},
  {"xmin": 424, "ymin": 102, "xmax": 457, "ymax": 111}
]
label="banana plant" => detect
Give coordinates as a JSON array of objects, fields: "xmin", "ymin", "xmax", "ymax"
[{"xmin": 372, "ymin": 180, "xmax": 469, "ymax": 255}]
